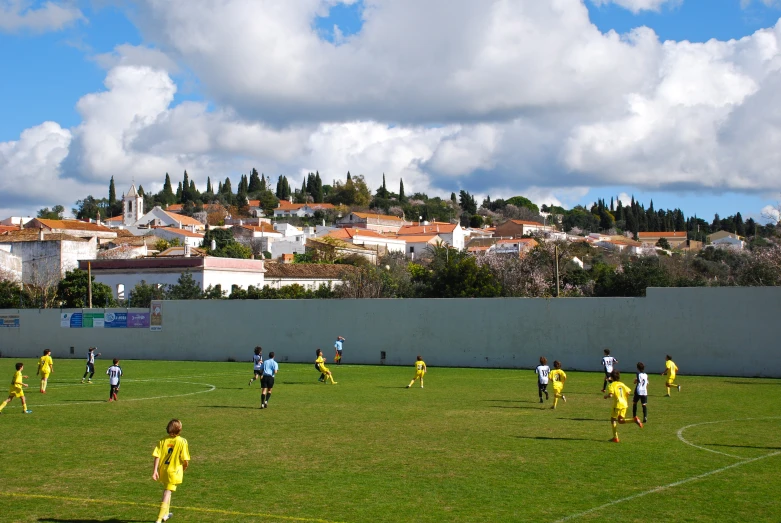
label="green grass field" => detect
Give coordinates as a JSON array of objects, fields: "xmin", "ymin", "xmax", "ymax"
[{"xmin": 0, "ymin": 357, "xmax": 779, "ymax": 523}]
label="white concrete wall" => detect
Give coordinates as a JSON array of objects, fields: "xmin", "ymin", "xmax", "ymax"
[
  {"xmin": 0, "ymin": 287, "xmax": 779, "ymax": 377},
  {"xmin": 99, "ymin": 271, "xmax": 197, "ymax": 298},
  {"xmin": 0, "ymin": 249, "xmax": 22, "ymax": 281},
  {"xmin": 202, "ymin": 269, "xmax": 265, "ymax": 291}
]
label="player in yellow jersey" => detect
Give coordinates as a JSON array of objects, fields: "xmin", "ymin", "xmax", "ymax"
[
  {"xmin": 604, "ymin": 370, "xmax": 642, "ymax": 442},
  {"xmin": 549, "ymin": 360, "xmax": 567, "ymax": 409},
  {"xmin": 315, "ymin": 349, "xmax": 337, "ymax": 384},
  {"xmin": 662, "ymin": 355, "xmax": 680, "ymax": 396},
  {"xmin": 152, "ymin": 419, "xmax": 190, "ymax": 523},
  {"xmin": 0, "ymin": 362, "xmax": 32, "ymax": 414},
  {"xmin": 37, "ymin": 349, "xmax": 54, "ymax": 393},
  {"xmin": 407, "ymin": 356, "xmax": 427, "ymax": 388}
]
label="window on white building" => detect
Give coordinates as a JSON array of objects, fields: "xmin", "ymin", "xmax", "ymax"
[{"xmin": 117, "ymin": 284, "xmax": 125, "ymax": 300}]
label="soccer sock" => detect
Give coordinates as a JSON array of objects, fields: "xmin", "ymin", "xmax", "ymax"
[
  {"xmin": 612, "ymin": 421, "xmax": 618, "ymax": 439},
  {"xmin": 632, "ymin": 403, "xmax": 637, "ymax": 417},
  {"xmin": 266, "ymin": 392, "xmax": 271, "ymax": 404},
  {"xmin": 553, "ymin": 397, "xmax": 559, "ymax": 408},
  {"xmin": 642, "ymin": 405, "xmax": 647, "ymax": 418},
  {"xmin": 408, "ymin": 380, "xmax": 415, "ymax": 387},
  {"xmin": 603, "ymin": 379, "xmax": 607, "ymax": 390},
  {"xmin": 666, "ymin": 386, "xmax": 671, "ymax": 395},
  {"xmin": 156, "ymin": 501, "xmax": 170, "ymax": 522},
  {"xmin": 0, "ymin": 400, "xmax": 7, "ymax": 412},
  {"xmin": 261, "ymin": 393, "xmax": 266, "ymax": 403}
]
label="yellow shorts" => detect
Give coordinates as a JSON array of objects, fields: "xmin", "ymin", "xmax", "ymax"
[
  {"xmin": 611, "ymin": 407, "xmax": 627, "ymax": 419},
  {"xmin": 553, "ymin": 384, "xmax": 564, "ymax": 394},
  {"xmin": 40, "ymin": 372, "xmax": 50, "ymax": 379},
  {"xmin": 8, "ymin": 387, "xmax": 23, "ymax": 398},
  {"xmin": 319, "ymin": 365, "xmax": 330, "ymax": 373},
  {"xmin": 414, "ymin": 371, "xmax": 425, "ymax": 379},
  {"xmin": 666, "ymin": 378, "xmax": 676, "ymax": 386}
]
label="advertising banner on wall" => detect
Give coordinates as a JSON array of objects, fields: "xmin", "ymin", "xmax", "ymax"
[
  {"xmin": 150, "ymin": 301, "xmax": 163, "ymax": 332},
  {"xmin": 82, "ymin": 312, "xmax": 105, "ymax": 328},
  {"xmin": 128, "ymin": 312, "xmax": 150, "ymax": 328},
  {"xmin": 0, "ymin": 314, "xmax": 20, "ymax": 328},
  {"xmin": 104, "ymin": 312, "xmax": 128, "ymax": 328},
  {"xmin": 61, "ymin": 312, "xmax": 83, "ymax": 328}
]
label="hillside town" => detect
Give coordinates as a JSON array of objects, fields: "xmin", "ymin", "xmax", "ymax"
[{"xmin": 1, "ymin": 176, "xmax": 779, "ymax": 308}]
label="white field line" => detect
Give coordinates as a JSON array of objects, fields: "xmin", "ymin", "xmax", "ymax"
[
  {"xmin": 31, "ymin": 381, "xmax": 216, "ymax": 407},
  {"xmin": 553, "ymin": 417, "xmax": 781, "ymax": 522},
  {"xmin": 41, "ymin": 370, "xmax": 246, "ymax": 389}
]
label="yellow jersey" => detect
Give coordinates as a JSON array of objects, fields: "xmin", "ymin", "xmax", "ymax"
[
  {"xmin": 665, "ymin": 360, "xmax": 678, "ymax": 379},
  {"xmin": 550, "ymin": 369, "xmax": 566, "ymax": 386},
  {"xmin": 10, "ymin": 370, "xmax": 23, "ymax": 390},
  {"xmin": 153, "ymin": 436, "xmax": 190, "ymax": 485},
  {"xmin": 415, "ymin": 360, "xmax": 426, "ymax": 374},
  {"xmin": 609, "ymin": 381, "xmax": 630, "ymax": 409},
  {"xmin": 38, "ymin": 355, "xmax": 53, "ymax": 374},
  {"xmin": 316, "ymin": 355, "xmax": 327, "ymax": 371}
]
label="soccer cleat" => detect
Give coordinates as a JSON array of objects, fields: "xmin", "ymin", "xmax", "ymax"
[
  {"xmin": 420, "ymin": 385, "xmax": 423, "ymax": 388},
  {"xmin": 634, "ymin": 416, "xmax": 644, "ymax": 428},
  {"xmin": 550, "ymin": 406, "xmax": 555, "ymax": 410},
  {"xmin": 665, "ymin": 394, "xmax": 671, "ymax": 397},
  {"xmin": 545, "ymin": 391, "xmax": 549, "ymax": 400},
  {"xmin": 601, "ymin": 389, "xmax": 606, "ymax": 393},
  {"xmin": 677, "ymin": 385, "xmax": 681, "ymax": 392},
  {"xmin": 24, "ymin": 410, "xmax": 32, "ymax": 414},
  {"xmin": 81, "ymin": 379, "xmax": 85, "ymax": 383},
  {"xmin": 643, "ymin": 417, "xmax": 648, "ymax": 423},
  {"xmin": 539, "ymin": 398, "xmax": 543, "ymax": 403},
  {"xmin": 610, "ymin": 437, "xmax": 620, "ymax": 443},
  {"xmin": 162, "ymin": 512, "xmax": 173, "ymax": 522},
  {"xmin": 248, "ymin": 379, "xmax": 253, "ymax": 386},
  {"xmin": 333, "ymin": 382, "xmax": 338, "ymax": 384},
  {"xmin": 405, "ymin": 385, "xmax": 410, "ymax": 388},
  {"xmin": 562, "ymin": 396, "xmax": 567, "ymax": 402}
]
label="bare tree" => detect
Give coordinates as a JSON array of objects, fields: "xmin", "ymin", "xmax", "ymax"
[{"xmin": 24, "ymin": 257, "xmax": 61, "ymax": 308}]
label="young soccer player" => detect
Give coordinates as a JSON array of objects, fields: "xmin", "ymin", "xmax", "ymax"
[
  {"xmin": 315, "ymin": 349, "xmax": 337, "ymax": 384},
  {"xmin": 0, "ymin": 363, "xmax": 32, "ymax": 414},
  {"xmin": 406, "ymin": 356, "xmax": 427, "ymax": 388},
  {"xmin": 633, "ymin": 362, "xmax": 649, "ymax": 423},
  {"xmin": 260, "ymin": 351, "xmax": 279, "ymax": 409},
  {"xmin": 535, "ymin": 356, "xmax": 550, "ymax": 403},
  {"xmin": 662, "ymin": 355, "xmax": 680, "ymax": 397},
  {"xmin": 549, "ymin": 360, "xmax": 567, "ymax": 409},
  {"xmin": 604, "ymin": 370, "xmax": 642, "ymax": 442},
  {"xmin": 37, "ymin": 349, "xmax": 53, "ymax": 393},
  {"xmin": 248, "ymin": 346, "xmax": 263, "ymax": 387},
  {"xmin": 151, "ymin": 419, "xmax": 190, "ymax": 523},
  {"xmin": 334, "ymin": 336, "xmax": 345, "ymax": 365},
  {"xmin": 107, "ymin": 359, "xmax": 122, "ymax": 402},
  {"xmin": 81, "ymin": 347, "xmax": 101, "ymax": 383},
  {"xmin": 601, "ymin": 349, "xmax": 617, "ymax": 392}
]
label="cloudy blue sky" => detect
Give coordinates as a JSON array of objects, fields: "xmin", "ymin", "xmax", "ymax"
[{"xmin": 2, "ymin": 0, "xmax": 781, "ymax": 222}]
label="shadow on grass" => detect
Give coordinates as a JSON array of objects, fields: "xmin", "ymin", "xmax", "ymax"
[
  {"xmin": 724, "ymin": 381, "xmax": 780, "ymax": 386},
  {"xmin": 705, "ymin": 443, "xmax": 781, "ymax": 450},
  {"xmin": 199, "ymin": 405, "xmax": 260, "ymax": 410},
  {"xmin": 39, "ymin": 519, "xmax": 146, "ymax": 523},
  {"xmin": 514, "ymin": 435, "xmax": 604, "ymax": 442},
  {"xmin": 564, "ymin": 418, "xmax": 606, "ymax": 422},
  {"xmin": 482, "ymin": 399, "xmax": 540, "ymax": 404},
  {"xmin": 489, "ymin": 405, "xmax": 545, "ymax": 410},
  {"xmin": 60, "ymin": 399, "xmax": 105, "ymax": 403}
]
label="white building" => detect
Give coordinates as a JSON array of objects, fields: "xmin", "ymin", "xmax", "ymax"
[
  {"xmin": 270, "ymin": 236, "xmax": 308, "ymax": 259},
  {"xmin": 492, "ymin": 238, "xmax": 538, "ymax": 256},
  {"xmin": 708, "ymin": 231, "xmax": 745, "ymax": 250},
  {"xmin": 0, "ymin": 248, "xmax": 22, "ymax": 281},
  {"xmin": 397, "ymin": 222, "xmax": 466, "ymax": 250},
  {"xmin": 337, "ymin": 212, "xmax": 410, "ymax": 233},
  {"xmin": 327, "ymin": 228, "xmax": 406, "ymax": 253},
  {"xmin": 154, "ymin": 228, "xmax": 205, "ymax": 248},
  {"xmin": 273, "ymin": 200, "xmax": 336, "ymax": 218},
  {"xmin": 80, "ymin": 257, "xmax": 266, "ymax": 299},
  {"xmin": 396, "ymin": 234, "xmax": 442, "ymax": 259},
  {"xmin": 123, "ymin": 184, "xmax": 144, "ymax": 226},
  {"xmin": 263, "ymin": 263, "xmax": 355, "ymax": 290},
  {"xmin": 0, "ymin": 230, "xmax": 98, "ymax": 281},
  {"xmin": 0, "ymin": 217, "xmax": 34, "ymax": 227}
]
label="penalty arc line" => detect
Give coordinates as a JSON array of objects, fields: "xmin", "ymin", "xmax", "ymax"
[
  {"xmin": 31, "ymin": 381, "xmax": 217, "ymax": 407},
  {"xmin": 554, "ymin": 417, "xmax": 781, "ymax": 522},
  {"xmin": 552, "ymin": 451, "xmax": 781, "ymax": 523},
  {"xmin": 7, "ymin": 492, "xmax": 344, "ymax": 523}
]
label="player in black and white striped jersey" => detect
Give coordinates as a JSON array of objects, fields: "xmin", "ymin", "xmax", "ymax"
[
  {"xmin": 601, "ymin": 349, "xmax": 618, "ymax": 392},
  {"xmin": 81, "ymin": 347, "xmax": 101, "ymax": 383},
  {"xmin": 535, "ymin": 357, "xmax": 550, "ymax": 403},
  {"xmin": 107, "ymin": 359, "xmax": 122, "ymax": 402},
  {"xmin": 248, "ymin": 346, "xmax": 263, "ymax": 387},
  {"xmin": 633, "ymin": 362, "xmax": 649, "ymax": 424}
]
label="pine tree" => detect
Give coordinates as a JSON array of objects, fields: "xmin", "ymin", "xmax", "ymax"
[
  {"xmin": 314, "ymin": 171, "xmax": 324, "ymax": 203},
  {"xmin": 276, "ymin": 176, "xmax": 282, "ymax": 199},
  {"xmin": 248, "ymin": 168, "xmax": 262, "ymax": 193},
  {"xmin": 206, "ymin": 177, "xmax": 212, "ymax": 194},
  {"xmin": 346, "ymin": 171, "xmax": 352, "ymax": 182},
  {"xmin": 222, "ymin": 177, "xmax": 232, "ymax": 195},
  {"xmin": 399, "ymin": 178, "xmax": 406, "ymax": 202},
  {"xmin": 189, "ymin": 180, "xmax": 198, "ymax": 201},
  {"xmin": 109, "ymin": 176, "xmax": 116, "ymax": 206},
  {"xmin": 259, "ymin": 174, "xmax": 267, "ymax": 192},
  {"xmin": 218, "ymin": 181, "xmax": 223, "ymax": 194},
  {"xmin": 450, "ymin": 192, "xmax": 457, "ymax": 204},
  {"xmin": 176, "ymin": 181, "xmax": 183, "ymax": 202},
  {"xmin": 300, "ymin": 178, "xmax": 307, "ymax": 203},
  {"xmin": 163, "ymin": 173, "xmax": 175, "ymax": 204}
]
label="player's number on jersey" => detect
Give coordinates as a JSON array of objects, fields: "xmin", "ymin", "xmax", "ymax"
[{"xmin": 164, "ymin": 448, "xmax": 173, "ymax": 465}]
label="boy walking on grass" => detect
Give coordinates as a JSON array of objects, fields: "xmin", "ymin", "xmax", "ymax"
[
  {"xmin": 601, "ymin": 349, "xmax": 617, "ymax": 392},
  {"xmin": 662, "ymin": 355, "xmax": 681, "ymax": 397},
  {"xmin": 0, "ymin": 363, "xmax": 32, "ymax": 414},
  {"xmin": 604, "ymin": 370, "xmax": 642, "ymax": 442},
  {"xmin": 107, "ymin": 359, "xmax": 122, "ymax": 402},
  {"xmin": 633, "ymin": 362, "xmax": 649, "ymax": 423},
  {"xmin": 152, "ymin": 419, "xmax": 190, "ymax": 523},
  {"xmin": 549, "ymin": 360, "xmax": 567, "ymax": 409},
  {"xmin": 248, "ymin": 346, "xmax": 263, "ymax": 387},
  {"xmin": 37, "ymin": 349, "xmax": 53, "ymax": 393},
  {"xmin": 407, "ymin": 356, "xmax": 427, "ymax": 388},
  {"xmin": 535, "ymin": 356, "xmax": 550, "ymax": 403}
]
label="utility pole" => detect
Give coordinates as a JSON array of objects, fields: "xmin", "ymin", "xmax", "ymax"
[
  {"xmin": 554, "ymin": 245, "xmax": 560, "ymax": 297},
  {"xmin": 88, "ymin": 262, "xmax": 93, "ymax": 309}
]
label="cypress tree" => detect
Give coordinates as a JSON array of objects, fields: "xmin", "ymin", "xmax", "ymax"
[
  {"xmin": 176, "ymin": 181, "xmax": 183, "ymax": 202},
  {"xmin": 206, "ymin": 177, "xmax": 212, "ymax": 194},
  {"xmin": 314, "ymin": 171, "xmax": 324, "ymax": 203},
  {"xmin": 260, "ymin": 174, "xmax": 267, "ymax": 192},
  {"xmin": 399, "ymin": 178, "xmax": 406, "ymax": 202},
  {"xmin": 109, "ymin": 176, "xmax": 116, "ymax": 206},
  {"xmin": 248, "ymin": 168, "xmax": 262, "ymax": 193},
  {"xmin": 346, "ymin": 171, "xmax": 352, "ymax": 182},
  {"xmin": 222, "ymin": 177, "xmax": 232, "ymax": 195},
  {"xmin": 163, "ymin": 173, "xmax": 175, "ymax": 204}
]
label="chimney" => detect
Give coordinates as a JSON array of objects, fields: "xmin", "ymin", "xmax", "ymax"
[
  {"xmin": 184, "ymin": 244, "xmax": 191, "ymax": 257},
  {"xmin": 39, "ymin": 226, "xmax": 45, "ymax": 241},
  {"xmin": 178, "ymin": 221, "xmax": 182, "ymax": 229}
]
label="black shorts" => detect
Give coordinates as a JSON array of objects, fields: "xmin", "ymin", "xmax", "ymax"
[
  {"xmin": 336, "ymin": 349, "xmax": 343, "ymax": 355},
  {"xmin": 86, "ymin": 363, "xmax": 95, "ymax": 373},
  {"xmin": 253, "ymin": 369, "xmax": 262, "ymax": 376},
  {"xmin": 260, "ymin": 375, "xmax": 275, "ymax": 389},
  {"xmin": 538, "ymin": 382, "xmax": 548, "ymax": 391},
  {"xmin": 633, "ymin": 393, "xmax": 647, "ymax": 404}
]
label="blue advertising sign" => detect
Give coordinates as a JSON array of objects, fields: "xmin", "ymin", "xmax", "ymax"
[{"xmin": 104, "ymin": 312, "xmax": 128, "ymax": 328}]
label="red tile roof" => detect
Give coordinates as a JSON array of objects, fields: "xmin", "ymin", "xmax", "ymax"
[
  {"xmin": 496, "ymin": 238, "xmax": 537, "ymax": 245},
  {"xmin": 104, "ymin": 216, "xmax": 124, "ymax": 223},
  {"xmin": 30, "ymin": 219, "xmax": 114, "ymax": 233},
  {"xmin": 0, "ymin": 230, "xmax": 87, "ymax": 242},
  {"xmin": 507, "ymin": 220, "xmax": 544, "ymax": 226},
  {"xmin": 398, "ymin": 223, "xmax": 457, "ymax": 235},
  {"xmin": 166, "ymin": 204, "xmax": 184, "ymax": 212},
  {"xmin": 156, "ymin": 228, "xmax": 205, "ymax": 238},
  {"xmin": 276, "ymin": 201, "xmax": 335, "ymax": 211},
  {"xmin": 238, "ymin": 224, "xmax": 276, "ymax": 233},
  {"xmin": 638, "ymin": 231, "xmax": 687, "ymax": 238},
  {"xmin": 350, "ymin": 212, "xmax": 404, "ymax": 222},
  {"xmin": 162, "ymin": 211, "xmax": 204, "ymax": 228},
  {"xmin": 328, "ymin": 228, "xmax": 399, "ymax": 240},
  {"xmin": 396, "ymin": 234, "xmax": 440, "ymax": 243}
]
